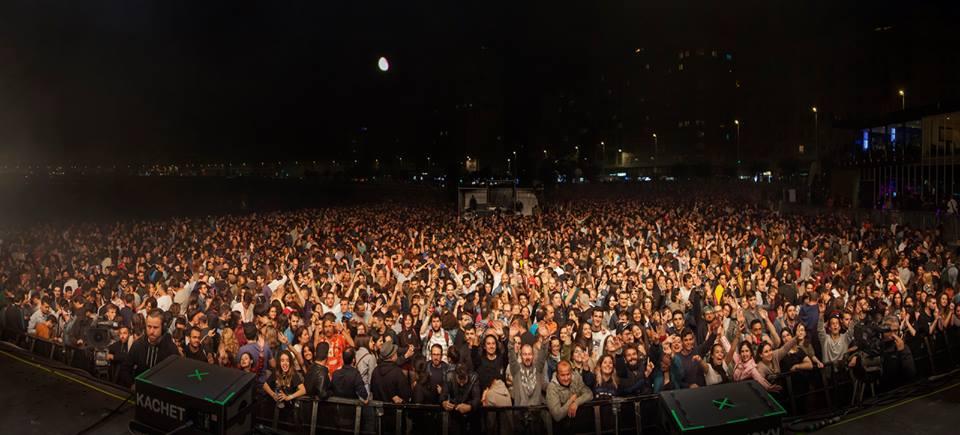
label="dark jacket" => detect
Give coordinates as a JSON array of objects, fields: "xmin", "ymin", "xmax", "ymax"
[
  {"xmin": 331, "ymin": 365, "xmax": 368, "ymax": 400},
  {"xmin": 370, "ymin": 361, "xmax": 412, "ymax": 402},
  {"xmin": 118, "ymin": 334, "xmax": 180, "ymax": 386},
  {"xmin": 3, "ymin": 304, "xmax": 26, "ymax": 334},
  {"xmin": 618, "ymin": 362, "xmax": 652, "ymax": 396},
  {"xmin": 107, "ymin": 339, "xmax": 132, "ymax": 374},
  {"xmin": 304, "ymin": 362, "xmax": 330, "ymax": 399},
  {"xmin": 444, "ymin": 372, "xmax": 481, "ymax": 410}
]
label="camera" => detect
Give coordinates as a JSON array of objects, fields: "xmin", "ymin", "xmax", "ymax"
[
  {"xmin": 85, "ymin": 321, "xmax": 118, "ymax": 376},
  {"xmin": 85, "ymin": 324, "xmax": 115, "ymax": 350}
]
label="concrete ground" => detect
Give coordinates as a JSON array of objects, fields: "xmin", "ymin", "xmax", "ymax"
[{"xmin": 0, "ymin": 349, "xmax": 135, "ymax": 435}]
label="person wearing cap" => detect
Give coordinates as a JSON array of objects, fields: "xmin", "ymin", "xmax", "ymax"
[
  {"xmin": 370, "ymin": 341, "xmax": 411, "ymax": 433},
  {"xmin": 370, "ymin": 341, "xmax": 411, "ymax": 404}
]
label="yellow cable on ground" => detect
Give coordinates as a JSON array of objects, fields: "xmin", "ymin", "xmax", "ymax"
[
  {"xmin": 0, "ymin": 349, "xmax": 132, "ymax": 403},
  {"xmin": 827, "ymin": 381, "xmax": 960, "ymax": 429}
]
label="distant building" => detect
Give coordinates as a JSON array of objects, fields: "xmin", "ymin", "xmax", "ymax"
[{"xmin": 832, "ymin": 100, "xmax": 960, "ymax": 209}]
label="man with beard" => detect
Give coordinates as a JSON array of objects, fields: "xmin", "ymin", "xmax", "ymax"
[
  {"xmin": 315, "ymin": 314, "xmax": 354, "ymax": 375},
  {"xmin": 107, "ymin": 325, "xmax": 132, "ymax": 381},
  {"xmin": 775, "ymin": 303, "xmax": 801, "ymax": 335},
  {"xmin": 617, "ymin": 343, "xmax": 654, "ymax": 395},
  {"xmin": 413, "ymin": 343, "xmax": 440, "ymax": 390},
  {"xmin": 184, "ymin": 326, "xmax": 214, "ymax": 364},
  {"xmin": 452, "ymin": 309, "xmax": 475, "ymax": 347},
  {"xmin": 455, "ymin": 323, "xmax": 477, "ymax": 370},
  {"xmin": 119, "ymin": 309, "xmax": 180, "ymax": 387},
  {"xmin": 421, "ymin": 313, "xmax": 453, "ymax": 363},
  {"xmin": 507, "ymin": 332, "xmax": 548, "ymax": 432}
]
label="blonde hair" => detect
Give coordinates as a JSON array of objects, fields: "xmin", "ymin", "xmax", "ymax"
[
  {"xmin": 263, "ymin": 325, "xmax": 279, "ymax": 352},
  {"xmin": 219, "ymin": 328, "xmax": 239, "ymax": 356}
]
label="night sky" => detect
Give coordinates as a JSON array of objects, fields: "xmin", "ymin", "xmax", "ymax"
[{"xmin": 0, "ymin": 0, "xmax": 957, "ymax": 166}]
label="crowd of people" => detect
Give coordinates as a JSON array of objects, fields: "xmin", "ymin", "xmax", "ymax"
[{"xmin": 3, "ymin": 192, "xmax": 960, "ymax": 433}]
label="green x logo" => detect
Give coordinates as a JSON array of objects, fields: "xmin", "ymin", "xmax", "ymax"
[
  {"xmin": 188, "ymin": 369, "xmax": 209, "ymax": 381},
  {"xmin": 712, "ymin": 398, "xmax": 735, "ymax": 410}
]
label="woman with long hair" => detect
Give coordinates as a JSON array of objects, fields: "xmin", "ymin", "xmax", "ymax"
[
  {"xmin": 731, "ymin": 340, "xmax": 781, "ymax": 392},
  {"xmin": 300, "ymin": 343, "xmax": 316, "ymax": 372},
  {"xmin": 397, "ymin": 314, "xmax": 422, "ymax": 358},
  {"xmin": 290, "ymin": 326, "xmax": 312, "ymax": 371},
  {"xmin": 780, "ymin": 324, "xmax": 823, "ymax": 371},
  {"xmin": 592, "ymin": 354, "xmax": 619, "ymax": 399},
  {"xmin": 263, "ymin": 350, "xmax": 307, "ymax": 423},
  {"xmin": 353, "ymin": 335, "xmax": 377, "ymax": 396},
  {"xmin": 701, "ymin": 324, "xmax": 732, "ymax": 386}
]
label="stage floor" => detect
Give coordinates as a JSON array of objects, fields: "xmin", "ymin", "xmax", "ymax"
[
  {"xmin": 819, "ymin": 380, "xmax": 960, "ymax": 435},
  {"xmin": 0, "ymin": 349, "xmax": 135, "ymax": 435}
]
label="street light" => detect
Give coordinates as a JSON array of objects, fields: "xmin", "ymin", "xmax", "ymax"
[
  {"xmin": 898, "ymin": 89, "xmax": 905, "ymax": 110},
  {"xmin": 652, "ymin": 133, "xmax": 658, "ymax": 161},
  {"xmin": 734, "ymin": 120, "xmax": 741, "ymax": 165},
  {"xmin": 812, "ymin": 107, "xmax": 819, "ymax": 157}
]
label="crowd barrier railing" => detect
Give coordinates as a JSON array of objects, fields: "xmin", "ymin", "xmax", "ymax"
[
  {"xmin": 3, "ymin": 324, "xmax": 960, "ymax": 435},
  {"xmin": 260, "ymin": 394, "xmax": 659, "ymax": 435}
]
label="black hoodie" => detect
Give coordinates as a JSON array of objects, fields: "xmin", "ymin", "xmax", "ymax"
[
  {"xmin": 370, "ymin": 361, "xmax": 411, "ymax": 402},
  {"xmin": 118, "ymin": 333, "xmax": 180, "ymax": 386}
]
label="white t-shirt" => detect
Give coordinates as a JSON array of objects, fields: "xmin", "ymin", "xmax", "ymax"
[
  {"xmin": 156, "ymin": 295, "xmax": 172, "ymax": 312},
  {"xmin": 231, "ymin": 300, "xmax": 255, "ymax": 322},
  {"xmin": 590, "ymin": 328, "xmax": 612, "ymax": 358}
]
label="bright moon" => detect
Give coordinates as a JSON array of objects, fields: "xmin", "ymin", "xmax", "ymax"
[{"xmin": 378, "ymin": 57, "xmax": 389, "ymax": 72}]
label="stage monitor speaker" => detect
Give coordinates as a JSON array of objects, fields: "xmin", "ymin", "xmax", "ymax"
[
  {"xmin": 131, "ymin": 356, "xmax": 256, "ymax": 435},
  {"xmin": 660, "ymin": 381, "xmax": 786, "ymax": 435}
]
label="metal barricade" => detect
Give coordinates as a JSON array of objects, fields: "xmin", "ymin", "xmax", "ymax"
[{"xmin": 3, "ymin": 324, "xmax": 960, "ymax": 435}]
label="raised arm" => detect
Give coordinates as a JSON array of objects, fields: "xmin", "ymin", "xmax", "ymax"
[
  {"xmin": 727, "ymin": 326, "xmax": 742, "ymax": 363},
  {"xmin": 772, "ymin": 337, "xmax": 796, "ymax": 361},
  {"xmin": 288, "ymin": 273, "xmax": 306, "ymax": 307},
  {"xmin": 765, "ymin": 316, "xmax": 781, "ymax": 348}
]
